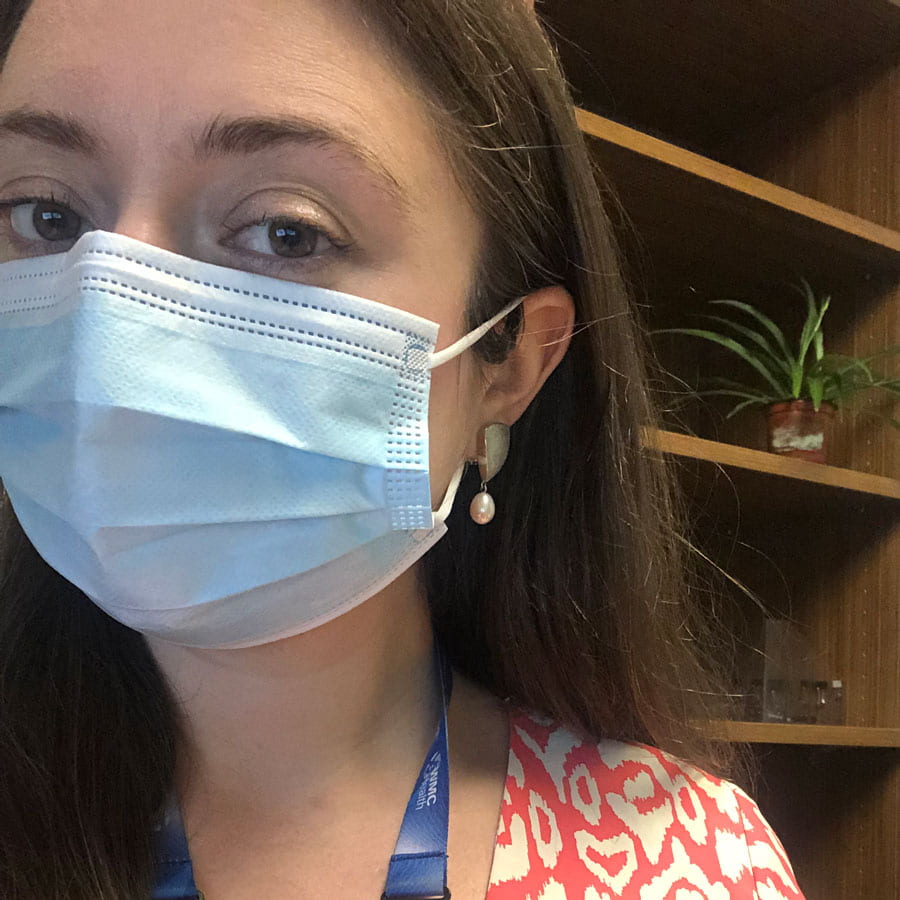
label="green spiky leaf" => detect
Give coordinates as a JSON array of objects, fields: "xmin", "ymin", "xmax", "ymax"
[
  {"xmin": 707, "ymin": 300, "xmax": 795, "ymax": 365},
  {"xmin": 654, "ymin": 327, "xmax": 789, "ymax": 396}
]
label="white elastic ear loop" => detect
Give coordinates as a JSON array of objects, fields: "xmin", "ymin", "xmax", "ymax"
[
  {"xmin": 428, "ymin": 297, "xmax": 524, "ymax": 369},
  {"xmin": 433, "ymin": 461, "xmax": 466, "ymax": 523},
  {"xmin": 414, "ymin": 463, "xmax": 465, "ymax": 538}
]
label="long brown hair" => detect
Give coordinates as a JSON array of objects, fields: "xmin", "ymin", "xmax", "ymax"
[{"xmin": 0, "ymin": 1, "xmax": 736, "ymax": 897}]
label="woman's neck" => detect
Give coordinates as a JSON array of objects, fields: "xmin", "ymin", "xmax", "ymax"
[{"xmin": 145, "ymin": 566, "xmax": 439, "ymax": 818}]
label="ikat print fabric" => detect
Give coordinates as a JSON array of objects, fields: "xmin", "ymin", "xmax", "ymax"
[{"xmin": 486, "ymin": 712, "xmax": 805, "ymax": 899}]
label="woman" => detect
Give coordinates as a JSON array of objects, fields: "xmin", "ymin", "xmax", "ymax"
[{"xmin": 0, "ymin": 0, "xmax": 806, "ymax": 897}]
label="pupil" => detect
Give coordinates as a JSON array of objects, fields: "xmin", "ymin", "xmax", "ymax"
[
  {"xmin": 268, "ymin": 221, "xmax": 317, "ymax": 258},
  {"xmin": 33, "ymin": 202, "xmax": 81, "ymax": 241}
]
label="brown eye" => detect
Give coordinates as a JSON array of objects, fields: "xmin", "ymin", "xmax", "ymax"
[
  {"xmin": 268, "ymin": 220, "xmax": 321, "ymax": 258},
  {"xmin": 11, "ymin": 200, "xmax": 83, "ymax": 242},
  {"xmin": 225, "ymin": 211, "xmax": 346, "ymax": 267}
]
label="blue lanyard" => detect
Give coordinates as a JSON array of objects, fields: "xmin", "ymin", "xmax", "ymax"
[{"xmin": 152, "ymin": 648, "xmax": 452, "ymax": 900}]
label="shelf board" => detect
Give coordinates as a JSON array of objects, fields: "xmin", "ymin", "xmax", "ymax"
[
  {"xmin": 706, "ymin": 720, "xmax": 900, "ymax": 748},
  {"xmin": 545, "ymin": 0, "xmax": 900, "ymax": 157},
  {"xmin": 643, "ymin": 428, "xmax": 900, "ymax": 502},
  {"xmin": 576, "ymin": 108, "xmax": 900, "ymax": 288}
]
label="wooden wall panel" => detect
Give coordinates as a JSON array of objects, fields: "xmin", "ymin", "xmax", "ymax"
[
  {"xmin": 541, "ymin": 0, "xmax": 900, "ymax": 160},
  {"xmin": 745, "ymin": 747, "xmax": 900, "ymax": 900},
  {"xmin": 720, "ymin": 58, "xmax": 900, "ymax": 232}
]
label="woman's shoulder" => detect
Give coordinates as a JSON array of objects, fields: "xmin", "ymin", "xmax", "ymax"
[{"xmin": 487, "ymin": 709, "xmax": 805, "ymax": 899}]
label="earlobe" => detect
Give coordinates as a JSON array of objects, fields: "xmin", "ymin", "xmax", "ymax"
[{"xmin": 481, "ymin": 285, "xmax": 575, "ymax": 426}]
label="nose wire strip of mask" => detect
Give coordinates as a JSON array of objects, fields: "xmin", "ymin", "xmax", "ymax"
[{"xmin": 427, "ymin": 297, "xmax": 524, "ymax": 369}]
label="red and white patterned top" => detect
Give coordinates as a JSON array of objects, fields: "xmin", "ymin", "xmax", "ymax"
[{"xmin": 486, "ymin": 711, "xmax": 805, "ymax": 899}]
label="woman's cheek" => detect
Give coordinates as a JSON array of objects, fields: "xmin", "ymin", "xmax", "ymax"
[{"xmin": 427, "ymin": 356, "xmax": 483, "ymax": 509}]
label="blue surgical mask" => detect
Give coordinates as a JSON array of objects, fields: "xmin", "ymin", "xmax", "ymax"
[{"xmin": 0, "ymin": 231, "xmax": 521, "ymax": 648}]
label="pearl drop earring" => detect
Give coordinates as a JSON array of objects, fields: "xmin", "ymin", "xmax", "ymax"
[{"xmin": 469, "ymin": 423, "xmax": 510, "ymax": 525}]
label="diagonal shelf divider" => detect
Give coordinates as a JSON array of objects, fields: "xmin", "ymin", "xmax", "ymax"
[
  {"xmin": 641, "ymin": 427, "xmax": 900, "ymax": 502},
  {"xmin": 704, "ymin": 720, "xmax": 900, "ymax": 748},
  {"xmin": 576, "ymin": 107, "xmax": 900, "ymax": 279}
]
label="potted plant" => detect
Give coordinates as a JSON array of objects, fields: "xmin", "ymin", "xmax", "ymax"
[{"xmin": 654, "ymin": 278, "xmax": 900, "ymax": 463}]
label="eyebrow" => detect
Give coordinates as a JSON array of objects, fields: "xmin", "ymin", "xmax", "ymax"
[
  {"xmin": 0, "ymin": 108, "xmax": 101, "ymax": 156},
  {"xmin": 0, "ymin": 107, "xmax": 407, "ymax": 210}
]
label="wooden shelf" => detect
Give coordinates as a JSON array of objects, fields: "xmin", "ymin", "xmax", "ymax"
[
  {"xmin": 642, "ymin": 428, "xmax": 900, "ymax": 502},
  {"xmin": 546, "ymin": 0, "xmax": 900, "ymax": 157},
  {"xmin": 706, "ymin": 720, "xmax": 900, "ymax": 748},
  {"xmin": 547, "ymin": 3, "xmax": 900, "ymax": 895},
  {"xmin": 576, "ymin": 108, "xmax": 900, "ymax": 291}
]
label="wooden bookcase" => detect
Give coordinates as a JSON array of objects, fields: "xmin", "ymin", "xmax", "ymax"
[{"xmin": 539, "ymin": 2, "xmax": 900, "ymax": 897}]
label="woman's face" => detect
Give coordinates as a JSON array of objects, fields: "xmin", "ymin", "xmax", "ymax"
[{"xmin": 0, "ymin": 0, "xmax": 488, "ymax": 500}]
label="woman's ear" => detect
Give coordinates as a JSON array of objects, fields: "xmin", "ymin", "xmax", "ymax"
[{"xmin": 476, "ymin": 285, "xmax": 575, "ymax": 430}]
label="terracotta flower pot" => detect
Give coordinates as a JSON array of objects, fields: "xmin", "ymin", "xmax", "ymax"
[{"xmin": 766, "ymin": 400, "xmax": 835, "ymax": 464}]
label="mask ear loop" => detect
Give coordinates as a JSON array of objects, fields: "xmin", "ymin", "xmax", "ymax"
[
  {"xmin": 432, "ymin": 461, "xmax": 466, "ymax": 522},
  {"xmin": 424, "ymin": 297, "xmax": 522, "ymax": 529},
  {"xmin": 427, "ymin": 297, "xmax": 524, "ymax": 370},
  {"xmin": 415, "ymin": 462, "xmax": 466, "ymax": 538}
]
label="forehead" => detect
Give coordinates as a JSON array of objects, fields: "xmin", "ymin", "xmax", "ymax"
[{"xmin": 0, "ymin": 0, "xmax": 449, "ymax": 203}]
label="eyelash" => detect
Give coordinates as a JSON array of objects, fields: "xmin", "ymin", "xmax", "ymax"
[
  {"xmin": 221, "ymin": 211, "xmax": 353, "ymax": 265},
  {"xmin": 0, "ymin": 193, "xmax": 353, "ymax": 269},
  {"xmin": 0, "ymin": 190, "xmax": 74, "ymax": 217},
  {"xmin": 0, "ymin": 190, "xmax": 79, "ymax": 241}
]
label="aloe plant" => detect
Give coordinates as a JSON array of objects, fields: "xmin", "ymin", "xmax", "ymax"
[{"xmin": 653, "ymin": 278, "xmax": 900, "ymax": 429}]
